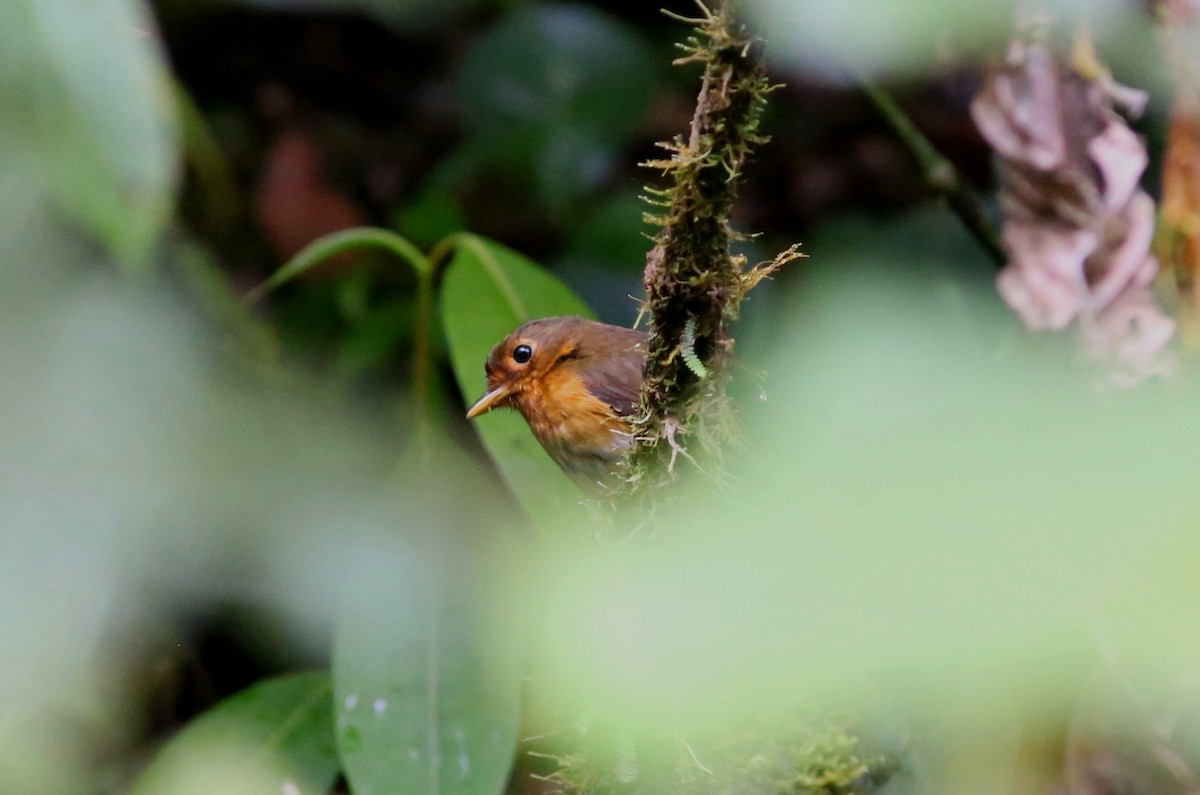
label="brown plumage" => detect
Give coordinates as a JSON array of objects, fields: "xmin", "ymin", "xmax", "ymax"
[{"xmin": 465, "ymin": 316, "xmax": 647, "ymax": 488}]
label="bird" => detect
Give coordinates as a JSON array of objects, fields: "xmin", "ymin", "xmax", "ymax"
[{"xmin": 466, "ymin": 316, "xmax": 647, "ymax": 489}]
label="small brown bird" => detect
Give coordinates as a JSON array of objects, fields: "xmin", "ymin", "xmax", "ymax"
[{"xmin": 466, "ymin": 316, "xmax": 647, "ymax": 488}]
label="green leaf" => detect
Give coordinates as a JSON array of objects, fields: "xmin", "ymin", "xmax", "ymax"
[
  {"xmin": 394, "ymin": 191, "xmax": 467, "ymax": 250},
  {"xmin": 454, "ymin": 4, "xmax": 657, "ymax": 212},
  {"xmin": 129, "ymin": 672, "xmax": 338, "ymax": 795},
  {"xmin": 333, "ymin": 549, "xmax": 522, "ymax": 795},
  {"xmin": 554, "ymin": 191, "xmax": 651, "ymax": 324},
  {"xmin": 0, "ymin": 0, "xmax": 179, "ymax": 267},
  {"xmin": 748, "ymin": 0, "xmax": 1015, "ymax": 80},
  {"xmin": 439, "ymin": 233, "xmax": 593, "ymax": 527},
  {"xmin": 557, "ymin": 192, "xmax": 653, "ymax": 275},
  {"xmin": 333, "ymin": 298, "xmax": 416, "ymax": 380}
]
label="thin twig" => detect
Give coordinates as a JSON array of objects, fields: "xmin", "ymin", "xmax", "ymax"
[{"xmin": 856, "ymin": 70, "xmax": 1007, "ymax": 266}]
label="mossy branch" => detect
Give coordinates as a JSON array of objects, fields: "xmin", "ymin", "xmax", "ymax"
[{"xmin": 622, "ymin": 1, "xmax": 802, "ymax": 497}]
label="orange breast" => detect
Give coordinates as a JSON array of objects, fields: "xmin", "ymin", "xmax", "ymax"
[{"xmin": 514, "ymin": 368, "xmax": 631, "ymax": 485}]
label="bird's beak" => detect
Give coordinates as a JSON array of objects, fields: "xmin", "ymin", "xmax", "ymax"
[{"xmin": 466, "ymin": 384, "xmax": 512, "ymax": 420}]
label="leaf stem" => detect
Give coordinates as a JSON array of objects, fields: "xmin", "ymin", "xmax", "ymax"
[{"xmin": 243, "ymin": 226, "xmax": 435, "ymax": 419}]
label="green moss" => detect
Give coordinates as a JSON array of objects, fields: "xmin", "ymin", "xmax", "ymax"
[
  {"xmin": 538, "ymin": 717, "xmax": 899, "ymax": 795},
  {"xmin": 621, "ymin": 2, "xmax": 801, "ymax": 501}
]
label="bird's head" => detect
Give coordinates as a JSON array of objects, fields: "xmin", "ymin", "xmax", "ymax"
[{"xmin": 465, "ymin": 316, "xmax": 591, "ymax": 420}]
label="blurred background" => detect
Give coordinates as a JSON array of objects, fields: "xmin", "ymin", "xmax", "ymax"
[{"xmin": 4, "ymin": 0, "xmax": 1199, "ymax": 794}]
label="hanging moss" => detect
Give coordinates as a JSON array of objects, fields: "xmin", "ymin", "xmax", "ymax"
[{"xmin": 537, "ymin": 716, "xmax": 899, "ymax": 795}]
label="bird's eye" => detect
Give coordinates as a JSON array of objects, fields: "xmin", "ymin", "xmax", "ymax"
[{"xmin": 512, "ymin": 344, "xmax": 533, "ymax": 364}]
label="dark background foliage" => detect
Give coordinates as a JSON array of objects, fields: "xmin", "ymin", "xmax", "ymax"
[{"xmin": 6, "ymin": 1, "xmax": 1193, "ymax": 793}]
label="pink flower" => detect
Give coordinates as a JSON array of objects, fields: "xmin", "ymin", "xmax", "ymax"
[{"xmin": 971, "ymin": 27, "xmax": 1174, "ymax": 386}]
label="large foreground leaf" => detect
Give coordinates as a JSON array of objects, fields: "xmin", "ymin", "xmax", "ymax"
[
  {"xmin": 130, "ymin": 672, "xmax": 338, "ymax": 795},
  {"xmin": 333, "ymin": 545, "xmax": 522, "ymax": 795},
  {"xmin": 540, "ymin": 258, "xmax": 1200, "ymax": 734},
  {"xmin": 0, "ymin": 0, "xmax": 179, "ymax": 265}
]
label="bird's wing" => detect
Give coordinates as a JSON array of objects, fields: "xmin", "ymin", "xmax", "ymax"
[{"xmin": 578, "ymin": 330, "xmax": 647, "ymax": 417}]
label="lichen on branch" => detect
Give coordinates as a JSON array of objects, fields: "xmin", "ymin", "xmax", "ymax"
[{"xmin": 622, "ymin": 0, "xmax": 801, "ymax": 498}]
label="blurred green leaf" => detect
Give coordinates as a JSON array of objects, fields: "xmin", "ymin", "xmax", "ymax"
[
  {"xmin": 167, "ymin": 238, "xmax": 283, "ymax": 374},
  {"xmin": 222, "ymin": 0, "xmax": 478, "ymax": 32},
  {"xmin": 455, "ymin": 3, "xmax": 657, "ymax": 213},
  {"xmin": 747, "ymin": 0, "xmax": 1142, "ymax": 81},
  {"xmin": 540, "ymin": 270, "xmax": 1200, "ymax": 731},
  {"xmin": 129, "ymin": 672, "xmax": 338, "ymax": 795},
  {"xmin": 0, "ymin": 0, "xmax": 179, "ymax": 266},
  {"xmin": 558, "ymin": 192, "xmax": 653, "ymax": 275},
  {"xmin": 333, "ymin": 548, "xmax": 521, "ymax": 795},
  {"xmin": 440, "ymin": 233, "xmax": 592, "ymax": 527},
  {"xmin": 395, "ymin": 191, "xmax": 467, "ymax": 250},
  {"xmin": 333, "ymin": 298, "xmax": 416, "ymax": 380},
  {"xmin": 555, "ymin": 191, "xmax": 650, "ymax": 324},
  {"xmin": 0, "ymin": 501, "xmax": 115, "ymax": 716}
]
